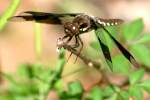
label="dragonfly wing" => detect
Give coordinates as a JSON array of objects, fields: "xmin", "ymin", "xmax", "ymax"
[
  {"xmin": 101, "ymin": 26, "xmax": 139, "ymax": 68},
  {"xmin": 95, "ymin": 29, "xmax": 113, "ymax": 70},
  {"xmin": 8, "ymin": 11, "xmax": 83, "ymax": 24}
]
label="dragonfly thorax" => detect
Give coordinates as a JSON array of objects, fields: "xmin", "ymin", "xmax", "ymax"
[
  {"xmin": 73, "ymin": 14, "xmax": 92, "ymax": 33},
  {"xmin": 64, "ymin": 14, "xmax": 92, "ymax": 36}
]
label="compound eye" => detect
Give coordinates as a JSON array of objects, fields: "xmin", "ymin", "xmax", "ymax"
[
  {"xmin": 79, "ymin": 23, "xmax": 88, "ymax": 32},
  {"xmin": 80, "ymin": 23, "xmax": 87, "ymax": 28}
]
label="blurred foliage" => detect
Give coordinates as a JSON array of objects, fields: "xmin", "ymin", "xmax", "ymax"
[
  {"xmin": 0, "ymin": 49, "xmax": 66, "ymax": 100},
  {"xmin": 0, "ymin": 0, "xmax": 20, "ymax": 31},
  {"xmin": 34, "ymin": 23, "xmax": 42, "ymax": 62}
]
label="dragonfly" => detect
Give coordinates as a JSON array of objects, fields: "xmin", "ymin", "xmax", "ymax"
[{"xmin": 9, "ymin": 11, "xmax": 139, "ymax": 70}]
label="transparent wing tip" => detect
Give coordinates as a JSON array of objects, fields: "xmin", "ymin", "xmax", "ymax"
[
  {"xmin": 8, "ymin": 11, "xmax": 33, "ymax": 21},
  {"xmin": 8, "ymin": 16, "xmax": 27, "ymax": 21}
]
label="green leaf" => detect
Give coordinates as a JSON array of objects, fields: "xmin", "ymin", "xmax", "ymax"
[
  {"xmin": 55, "ymin": 48, "xmax": 66, "ymax": 77},
  {"xmin": 130, "ymin": 44, "xmax": 150, "ymax": 66},
  {"xmin": 103, "ymin": 86, "xmax": 115, "ymax": 97},
  {"xmin": 17, "ymin": 64, "xmax": 34, "ymax": 78},
  {"xmin": 118, "ymin": 90, "xmax": 129, "ymax": 100},
  {"xmin": 87, "ymin": 86, "xmax": 103, "ymax": 100},
  {"xmin": 129, "ymin": 85, "xmax": 143, "ymax": 100},
  {"xmin": 102, "ymin": 27, "xmax": 117, "ymax": 50},
  {"xmin": 54, "ymin": 79, "xmax": 64, "ymax": 91},
  {"xmin": 122, "ymin": 18, "xmax": 144, "ymax": 40},
  {"xmin": 58, "ymin": 48, "xmax": 65, "ymax": 59},
  {"xmin": 1, "ymin": 72, "xmax": 17, "ymax": 85},
  {"xmin": 137, "ymin": 33, "xmax": 150, "ymax": 44},
  {"xmin": 129, "ymin": 69, "xmax": 144, "ymax": 85},
  {"xmin": 9, "ymin": 83, "xmax": 31, "ymax": 95},
  {"xmin": 106, "ymin": 94, "xmax": 117, "ymax": 100},
  {"xmin": 0, "ymin": 96, "xmax": 12, "ymax": 100},
  {"xmin": 60, "ymin": 82, "xmax": 83, "ymax": 99},
  {"xmin": 139, "ymin": 80, "xmax": 150, "ymax": 93},
  {"xmin": 112, "ymin": 55, "xmax": 130, "ymax": 74},
  {"xmin": 90, "ymin": 41, "xmax": 100, "ymax": 50},
  {"xmin": 68, "ymin": 81, "xmax": 83, "ymax": 95},
  {"xmin": 33, "ymin": 65, "xmax": 53, "ymax": 83}
]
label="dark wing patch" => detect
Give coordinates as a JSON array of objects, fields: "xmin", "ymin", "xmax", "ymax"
[
  {"xmin": 101, "ymin": 26, "xmax": 139, "ymax": 68},
  {"xmin": 8, "ymin": 11, "xmax": 83, "ymax": 24},
  {"xmin": 97, "ymin": 36, "xmax": 113, "ymax": 71}
]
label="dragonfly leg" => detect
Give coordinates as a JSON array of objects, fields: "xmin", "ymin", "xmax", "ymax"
[
  {"xmin": 65, "ymin": 35, "xmax": 80, "ymax": 63},
  {"xmin": 62, "ymin": 35, "xmax": 74, "ymax": 62},
  {"xmin": 62, "ymin": 35, "xmax": 68, "ymax": 39},
  {"xmin": 66, "ymin": 35, "xmax": 80, "ymax": 62},
  {"xmin": 66, "ymin": 36, "xmax": 74, "ymax": 62},
  {"xmin": 62, "ymin": 35, "xmax": 70, "ymax": 43},
  {"xmin": 72, "ymin": 35, "xmax": 80, "ymax": 48},
  {"xmin": 62, "ymin": 35, "xmax": 73, "ymax": 44},
  {"xmin": 74, "ymin": 35, "xmax": 83, "ymax": 63},
  {"xmin": 66, "ymin": 36, "xmax": 73, "ymax": 43}
]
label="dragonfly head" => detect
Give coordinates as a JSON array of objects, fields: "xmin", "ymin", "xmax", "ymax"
[
  {"xmin": 64, "ymin": 22, "xmax": 79, "ymax": 36},
  {"xmin": 64, "ymin": 14, "xmax": 92, "ymax": 36},
  {"xmin": 73, "ymin": 14, "xmax": 91, "ymax": 33}
]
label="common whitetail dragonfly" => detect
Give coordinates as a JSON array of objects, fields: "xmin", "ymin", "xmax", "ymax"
[{"xmin": 9, "ymin": 11, "xmax": 139, "ymax": 70}]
